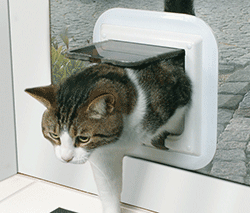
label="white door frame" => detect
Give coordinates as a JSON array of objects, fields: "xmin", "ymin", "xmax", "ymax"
[{"xmin": 0, "ymin": 0, "xmax": 17, "ymax": 181}]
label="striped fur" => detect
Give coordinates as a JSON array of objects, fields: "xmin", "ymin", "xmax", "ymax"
[{"xmin": 25, "ymin": 56, "xmax": 191, "ymax": 162}]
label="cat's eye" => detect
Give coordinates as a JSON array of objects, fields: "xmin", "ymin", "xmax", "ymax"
[
  {"xmin": 77, "ymin": 136, "xmax": 90, "ymax": 143},
  {"xmin": 49, "ymin": 132, "xmax": 60, "ymax": 140}
]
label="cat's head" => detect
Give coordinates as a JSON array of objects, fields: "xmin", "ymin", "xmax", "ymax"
[{"xmin": 25, "ymin": 84, "xmax": 123, "ymax": 164}]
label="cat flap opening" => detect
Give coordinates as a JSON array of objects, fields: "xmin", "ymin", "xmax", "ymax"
[{"xmin": 65, "ymin": 40, "xmax": 185, "ymax": 67}]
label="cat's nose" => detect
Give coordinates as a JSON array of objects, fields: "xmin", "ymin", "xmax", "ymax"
[
  {"xmin": 61, "ymin": 156, "xmax": 73, "ymax": 162},
  {"xmin": 60, "ymin": 149, "xmax": 74, "ymax": 162}
]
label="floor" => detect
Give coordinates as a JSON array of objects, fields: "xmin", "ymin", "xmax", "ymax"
[{"xmin": 0, "ymin": 174, "xmax": 155, "ymax": 213}]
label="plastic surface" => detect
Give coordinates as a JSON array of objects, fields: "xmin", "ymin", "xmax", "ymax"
[
  {"xmin": 66, "ymin": 39, "xmax": 184, "ymax": 67},
  {"xmin": 93, "ymin": 8, "xmax": 218, "ymax": 170}
]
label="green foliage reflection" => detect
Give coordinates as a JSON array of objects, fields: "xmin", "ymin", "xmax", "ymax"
[{"xmin": 51, "ymin": 28, "xmax": 86, "ymax": 84}]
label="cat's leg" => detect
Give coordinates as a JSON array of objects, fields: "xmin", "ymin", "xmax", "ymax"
[
  {"xmin": 151, "ymin": 131, "xmax": 170, "ymax": 150},
  {"xmin": 89, "ymin": 148, "xmax": 124, "ymax": 213}
]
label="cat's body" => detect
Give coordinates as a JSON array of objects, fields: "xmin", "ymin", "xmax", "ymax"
[
  {"xmin": 26, "ymin": 1, "xmax": 194, "ymax": 213},
  {"xmin": 27, "ymin": 57, "xmax": 191, "ymax": 163}
]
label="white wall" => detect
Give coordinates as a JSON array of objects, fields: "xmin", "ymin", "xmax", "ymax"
[{"xmin": 0, "ymin": 0, "xmax": 17, "ymax": 181}]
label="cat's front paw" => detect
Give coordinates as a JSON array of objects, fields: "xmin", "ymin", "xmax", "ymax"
[{"xmin": 151, "ymin": 130, "xmax": 169, "ymax": 150}]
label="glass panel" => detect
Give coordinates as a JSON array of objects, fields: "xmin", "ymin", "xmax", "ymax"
[
  {"xmin": 50, "ymin": 0, "xmax": 163, "ymax": 84},
  {"xmin": 50, "ymin": 0, "xmax": 250, "ymax": 187}
]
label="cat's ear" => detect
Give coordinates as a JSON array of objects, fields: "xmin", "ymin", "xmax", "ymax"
[
  {"xmin": 87, "ymin": 94, "xmax": 115, "ymax": 119},
  {"xmin": 25, "ymin": 85, "xmax": 56, "ymax": 109}
]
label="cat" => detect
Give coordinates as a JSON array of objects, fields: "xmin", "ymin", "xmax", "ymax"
[{"xmin": 25, "ymin": 2, "xmax": 193, "ymax": 213}]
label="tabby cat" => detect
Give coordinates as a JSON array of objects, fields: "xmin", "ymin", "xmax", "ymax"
[{"xmin": 25, "ymin": 1, "xmax": 193, "ymax": 213}]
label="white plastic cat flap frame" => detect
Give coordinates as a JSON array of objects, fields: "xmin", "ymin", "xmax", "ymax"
[{"xmin": 93, "ymin": 8, "xmax": 218, "ymax": 170}]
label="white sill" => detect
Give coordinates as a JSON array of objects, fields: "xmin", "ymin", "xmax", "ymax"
[{"xmin": 0, "ymin": 174, "xmax": 155, "ymax": 213}]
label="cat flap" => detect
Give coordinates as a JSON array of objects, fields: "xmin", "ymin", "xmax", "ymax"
[{"xmin": 65, "ymin": 40, "xmax": 185, "ymax": 67}]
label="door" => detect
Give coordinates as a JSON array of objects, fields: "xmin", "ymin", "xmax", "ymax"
[{"xmin": 8, "ymin": 0, "xmax": 250, "ymax": 212}]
